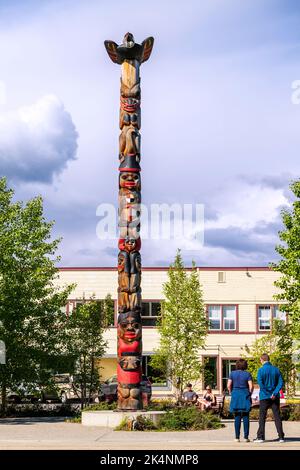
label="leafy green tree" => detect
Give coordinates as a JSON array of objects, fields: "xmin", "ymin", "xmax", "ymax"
[
  {"xmin": 0, "ymin": 178, "xmax": 73, "ymax": 414},
  {"xmin": 65, "ymin": 298, "xmax": 107, "ymax": 408},
  {"xmin": 103, "ymin": 293, "xmax": 115, "ymax": 327},
  {"xmin": 271, "ymin": 180, "xmax": 300, "ymax": 339},
  {"xmin": 243, "ymin": 320, "xmax": 297, "ymax": 396},
  {"xmin": 151, "ymin": 251, "xmax": 208, "ymax": 398}
]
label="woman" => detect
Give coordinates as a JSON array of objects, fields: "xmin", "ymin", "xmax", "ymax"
[
  {"xmin": 197, "ymin": 385, "xmax": 216, "ymax": 411},
  {"xmin": 227, "ymin": 359, "xmax": 253, "ymax": 442}
]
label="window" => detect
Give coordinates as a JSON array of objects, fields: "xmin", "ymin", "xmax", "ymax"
[
  {"xmin": 208, "ymin": 305, "xmax": 237, "ymax": 332},
  {"xmin": 203, "ymin": 357, "xmax": 217, "ymax": 389},
  {"xmin": 67, "ymin": 302, "xmax": 74, "ymax": 315},
  {"xmin": 257, "ymin": 305, "xmax": 286, "ymax": 331},
  {"xmin": 223, "ymin": 306, "xmax": 236, "ymax": 330},
  {"xmin": 258, "ymin": 305, "xmax": 271, "ymax": 330},
  {"xmin": 141, "ymin": 302, "xmax": 161, "ymax": 326},
  {"xmin": 218, "ymin": 271, "xmax": 226, "ymax": 283},
  {"xmin": 142, "ymin": 355, "xmax": 167, "ymax": 387},
  {"xmin": 208, "ymin": 306, "xmax": 221, "ymax": 330},
  {"xmin": 273, "ymin": 305, "xmax": 286, "ymax": 322},
  {"xmin": 222, "ymin": 359, "xmax": 237, "ymax": 392}
]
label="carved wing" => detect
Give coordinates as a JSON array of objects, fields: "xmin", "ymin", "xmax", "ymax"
[
  {"xmin": 141, "ymin": 37, "xmax": 154, "ymax": 63},
  {"xmin": 104, "ymin": 40, "xmax": 119, "ymax": 64}
]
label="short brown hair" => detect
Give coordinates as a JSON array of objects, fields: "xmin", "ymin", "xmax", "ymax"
[
  {"xmin": 236, "ymin": 359, "xmax": 248, "ymax": 370},
  {"xmin": 260, "ymin": 353, "xmax": 270, "ymax": 362}
]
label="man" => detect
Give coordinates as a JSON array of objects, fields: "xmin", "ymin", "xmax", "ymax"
[
  {"xmin": 182, "ymin": 383, "xmax": 198, "ymax": 404},
  {"xmin": 254, "ymin": 353, "xmax": 285, "ymax": 443}
]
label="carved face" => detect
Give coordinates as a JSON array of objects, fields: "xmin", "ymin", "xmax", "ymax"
[
  {"xmin": 118, "ymin": 313, "xmax": 142, "ymax": 343},
  {"xmin": 119, "ymin": 172, "xmax": 141, "ymax": 190},
  {"xmin": 121, "ymin": 97, "xmax": 140, "ymax": 113},
  {"xmin": 118, "ymin": 252, "xmax": 126, "ymax": 272},
  {"xmin": 118, "ymin": 237, "xmax": 141, "ymax": 252},
  {"xmin": 124, "ymin": 238, "xmax": 137, "ymax": 252},
  {"xmin": 119, "ymin": 354, "xmax": 141, "ymax": 371}
]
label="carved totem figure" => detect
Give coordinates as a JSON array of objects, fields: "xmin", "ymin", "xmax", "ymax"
[{"xmin": 104, "ymin": 33, "xmax": 154, "ymax": 410}]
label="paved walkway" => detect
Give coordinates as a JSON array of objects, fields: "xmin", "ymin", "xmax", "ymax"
[{"xmin": 0, "ymin": 418, "xmax": 299, "ymax": 450}]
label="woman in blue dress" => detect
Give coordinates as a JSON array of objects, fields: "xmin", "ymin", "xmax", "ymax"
[{"xmin": 227, "ymin": 359, "xmax": 253, "ymax": 442}]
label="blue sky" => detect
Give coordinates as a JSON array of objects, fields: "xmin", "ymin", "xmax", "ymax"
[{"xmin": 0, "ymin": 0, "xmax": 299, "ymax": 267}]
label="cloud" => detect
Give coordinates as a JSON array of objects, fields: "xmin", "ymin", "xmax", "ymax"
[
  {"xmin": 0, "ymin": 1, "xmax": 298, "ymax": 267},
  {"xmin": 205, "ymin": 225, "xmax": 276, "ymax": 256},
  {"xmin": 239, "ymin": 173, "xmax": 295, "ymax": 190},
  {"xmin": 0, "ymin": 95, "xmax": 78, "ymax": 183}
]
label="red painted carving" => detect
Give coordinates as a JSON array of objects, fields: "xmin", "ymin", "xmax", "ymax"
[{"xmin": 104, "ymin": 33, "xmax": 154, "ymax": 410}]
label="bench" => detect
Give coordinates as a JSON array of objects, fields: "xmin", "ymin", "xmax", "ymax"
[{"xmin": 197, "ymin": 394, "xmax": 225, "ymax": 417}]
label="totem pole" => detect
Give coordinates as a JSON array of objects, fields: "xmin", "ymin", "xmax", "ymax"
[{"xmin": 104, "ymin": 33, "xmax": 154, "ymax": 410}]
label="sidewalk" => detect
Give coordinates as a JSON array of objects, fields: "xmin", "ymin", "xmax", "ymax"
[{"xmin": 0, "ymin": 418, "xmax": 299, "ymax": 450}]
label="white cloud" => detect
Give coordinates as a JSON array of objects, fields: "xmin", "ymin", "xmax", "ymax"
[
  {"xmin": 0, "ymin": 1, "xmax": 298, "ymax": 266},
  {"xmin": 205, "ymin": 181, "xmax": 289, "ymax": 231},
  {"xmin": 0, "ymin": 94, "xmax": 78, "ymax": 183}
]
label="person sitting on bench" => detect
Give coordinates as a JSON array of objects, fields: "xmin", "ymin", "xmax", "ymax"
[
  {"xmin": 181, "ymin": 383, "xmax": 198, "ymax": 404},
  {"xmin": 197, "ymin": 385, "xmax": 216, "ymax": 411}
]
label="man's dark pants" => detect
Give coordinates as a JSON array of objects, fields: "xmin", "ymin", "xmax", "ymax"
[{"xmin": 257, "ymin": 397, "xmax": 284, "ymax": 440}]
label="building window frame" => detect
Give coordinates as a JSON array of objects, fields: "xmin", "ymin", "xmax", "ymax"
[
  {"xmin": 256, "ymin": 304, "xmax": 287, "ymax": 333},
  {"xmin": 221, "ymin": 357, "xmax": 239, "ymax": 393},
  {"xmin": 142, "ymin": 354, "xmax": 170, "ymax": 390},
  {"xmin": 113, "ymin": 300, "xmax": 163, "ymax": 327},
  {"xmin": 207, "ymin": 304, "xmax": 238, "ymax": 333},
  {"xmin": 141, "ymin": 300, "xmax": 162, "ymax": 327},
  {"xmin": 202, "ymin": 355, "xmax": 219, "ymax": 390}
]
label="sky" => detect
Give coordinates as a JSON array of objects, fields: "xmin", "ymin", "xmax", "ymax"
[{"xmin": 0, "ymin": 0, "xmax": 299, "ymax": 267}]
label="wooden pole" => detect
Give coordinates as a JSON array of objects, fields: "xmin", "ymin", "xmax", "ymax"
[{"xmin": 104, "ymin": 33, "xmax": 154, "ymax": 410}]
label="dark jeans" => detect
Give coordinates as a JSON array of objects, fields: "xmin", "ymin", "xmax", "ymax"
[
  {"xmin": 234, "ymin": 412, "xmax": 250, "ymax": 439},
  {"xmin": 257, "ymin": 398, "xmax": 284, "ymax": 440}
]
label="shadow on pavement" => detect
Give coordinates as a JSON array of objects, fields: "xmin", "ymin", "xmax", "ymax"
[
  {"xmin": 268, "ymin": 437, "xmax": 300, "ymax": 442},
  {"xmin": 0, "ymin": 417, "xmax": 66, "ymax": 425}
]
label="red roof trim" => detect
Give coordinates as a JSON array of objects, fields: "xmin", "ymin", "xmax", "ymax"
[{"xmin": 58, "ymin": 266, "xmax": 271, "ymax": 272}]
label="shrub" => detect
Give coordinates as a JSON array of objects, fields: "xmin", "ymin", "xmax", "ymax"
[
  {"xmin": 288, "ymin": 404, "xmax": 300, "ymax": 421},
  {"xmin": 249, "ymin": 405, "xmax": 292, "ymax": 421},
  {"xmin": 85, "ymin": 401, "xmax": 117, "ymax": 411},
  {"xmin": 146, "ymin": 399, "xmax": 175, "ymax": 411},
  {"xmin": 65, "ymin": 416, "xmax": 81, "ymax": 423},
  {"xmin": 115, "ymin": 415, "xmax": 157, "ymax": 431},
  {"xmin": 159, "ymin": 408, "xmax": 224, "ymax": 431},
  {"xmin": 222, "ymin": 399, "xmax": 298, "ymax": 421}
]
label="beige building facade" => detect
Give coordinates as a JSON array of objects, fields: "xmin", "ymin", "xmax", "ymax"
[{"xmin": 56, "ymin": 267, "xmax": 284, "ymax": 395}]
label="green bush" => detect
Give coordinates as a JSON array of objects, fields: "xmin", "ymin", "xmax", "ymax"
[
  {"xmin": 146, "ymin": 399, "xmax": 175, "ymax": 411},
  {"xmin": 115, "ymin": 415, "xmax": 157, "ymax": 431},
  {"xmin": 65, "ymin": 416, "xmax": 81, "ymax": 423},
  {"xmin": 222, "ymin": 400, "xmax": 300, "ymax": 421},
  {"xmin": 84, "ymin": 401, "xmax": 117, "ymax": 411},
  {"xmin": 288, "ymin": 404, "xmax": 300, "ymax": 421},
  {"xmin": 159, "ymin": 408, "xmax": 224, "ymax": 431},
  {"xmin": 249, "ymin": 404, "xmax": 299, "ymax": 421}
]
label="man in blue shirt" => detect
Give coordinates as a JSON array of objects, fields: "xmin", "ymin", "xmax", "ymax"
[{"xmin": 254, "ymin": 353, "xmax": 285, "ymax": 443}]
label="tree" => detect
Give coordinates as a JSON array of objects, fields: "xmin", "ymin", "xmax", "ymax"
[
  {"xmin": 64, "ymin": 298, "xmax": 107, "ymax": 408},
  {"xmin": 243, "ymin": 320, "xmax": 297, "ymax": 396},
  {"xmin": 271, "ymin": 180, "xmax": 300, "ymax": 339},
  {"xmin": 150, "ymin": 251, "xmax": 208, "ymax": 398},
  {"xmin": 102, "ymin": 293, "xmax": 115, "ymax": 327},
  {"xmin": 0, "ymin": 178, "xmax": 73, "ymax": 414}
]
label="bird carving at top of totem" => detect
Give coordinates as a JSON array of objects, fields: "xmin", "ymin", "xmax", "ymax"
[{"xmin": 104, "ymin": 33, "xmax": 154, "ymax": 65}]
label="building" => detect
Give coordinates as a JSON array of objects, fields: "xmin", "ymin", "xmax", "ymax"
[{"xmin": 55, "ymin": 266, "xmax": 285, "ymax": 395}]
